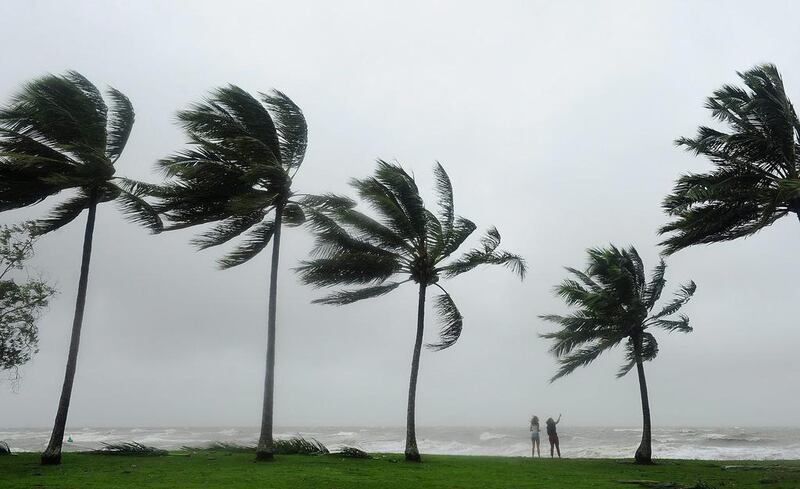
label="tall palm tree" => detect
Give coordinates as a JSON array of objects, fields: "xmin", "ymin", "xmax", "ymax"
[
  {"xmin": 660, "ymin": 64, "xmax": 800, "ymax": 254},
  {"xmin": 540, "ymin": 245, "xmax": 695, "ymax": 464},
  {"xmin": 297, "ymin": 160, "xmax": 526, "ymax": 462},
  {"xmin": 156, "ymin": 86, "xmax": 310, "ymax": 461},
  {"xmin": 0, "ymin": 71, "xmax": 162, "ymax": 465}
]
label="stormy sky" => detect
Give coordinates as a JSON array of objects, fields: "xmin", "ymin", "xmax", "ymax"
[{"xmin": 1, "ymin": 0, "xmax": 798, "ymax": 429}]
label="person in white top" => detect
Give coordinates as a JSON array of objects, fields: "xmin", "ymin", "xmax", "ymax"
[{"xmin": 529, "ymin": 415, "xmax": 541, "ymax": 458}]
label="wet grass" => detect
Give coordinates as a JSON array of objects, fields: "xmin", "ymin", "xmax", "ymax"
[{"xmin": 1, "ymin": 452, "xmax": 799, "ymax": 488}]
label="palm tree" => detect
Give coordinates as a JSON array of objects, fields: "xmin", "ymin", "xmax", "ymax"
[
  {"xmin": 540, "ymin": 245, "xmax": 695, "ymax": 464},
  {"xmin": 297, "ymin": 160, "xmax": 526, "ymax": 462},
  {"xmin": 0, "ymin": 71, "xmax": 162, "ymax": 465},
  {"xmin": 156, "ymin": 86, "xmax": 310, "ymax": 461},
  {"xmin": 660, "ymin": 64, "xmax": 800, "ymax": 254}
]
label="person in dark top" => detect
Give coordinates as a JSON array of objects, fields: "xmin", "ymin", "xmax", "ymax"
[{"xmin": 545, "ymin": 414, "xmax": 562, "ymax": 458}]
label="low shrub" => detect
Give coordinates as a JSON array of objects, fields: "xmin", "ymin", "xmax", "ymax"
[
  {"xmin": 94, "ymin": 442, "xmax": 167, "ymax": 456},
  {"xmin": 335, "ymin": 446, "xmax": 371, "ymax": 459}
]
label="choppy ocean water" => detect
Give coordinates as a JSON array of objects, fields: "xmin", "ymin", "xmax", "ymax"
[{"xmin": 2, "ymin": 426, "xmax": 798, "ymax": 460}]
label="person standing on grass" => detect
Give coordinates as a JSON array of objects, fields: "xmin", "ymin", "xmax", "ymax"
[
  {"xmin": 529, "ymin": 416, "xmax": 541, "ymax": 458},
  {"xmin": 546, "ymin": 414, "xmax": 562, "ymax": 458}
]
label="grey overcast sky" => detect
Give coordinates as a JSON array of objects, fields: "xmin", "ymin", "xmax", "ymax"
[{"xmin": 1, "ymin": 0, "xmax": 798, "ymax": 429}]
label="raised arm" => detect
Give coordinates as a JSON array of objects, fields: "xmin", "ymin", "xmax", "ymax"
[{"xmin": 555, "ymin": 414, "xmax": 562, "ymax": 425}]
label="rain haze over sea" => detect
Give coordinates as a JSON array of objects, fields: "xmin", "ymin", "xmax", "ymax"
[{"xmin": 2, "ymin": 426, "xmax": 798, "ymax": 460}]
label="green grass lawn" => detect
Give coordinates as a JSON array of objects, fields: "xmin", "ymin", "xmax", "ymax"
[{"xmin": 1, "ymin": 452, "xmax": 799, "ymax": 489}]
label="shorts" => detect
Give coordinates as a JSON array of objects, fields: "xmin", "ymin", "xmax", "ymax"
[
  {"xmin": 549, "ymin": 434, "xmax": 559, "ymax": 444},
  {"xmin": 530, "ymin": 432, "xmax": 540, "ymax": 441}
]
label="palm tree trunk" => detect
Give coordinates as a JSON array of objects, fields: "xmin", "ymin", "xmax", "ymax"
[
  {"xmin": 404, "ymin": 282, "xmax": 426, "ymax": 462},
  {"xmin": 41, "ymin": 190, "xmax": 99, "ymax": 465},
  {"xmin": 256, "ymin": 204, "xmax": 284, "ymax": 461},
  {"xmin": 633, "ymin": 337, "xmax": 653, "ymax": 464}
]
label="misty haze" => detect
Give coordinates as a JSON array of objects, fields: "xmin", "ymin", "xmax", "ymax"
[{"xmin": 1, "ymin": 1, "xmax": 799, "ymax": 487}]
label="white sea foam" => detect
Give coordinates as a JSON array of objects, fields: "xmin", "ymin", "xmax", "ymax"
[
  {"xmin": 479, "ymin": 431, "xmax": 508, "ymax": 441},
  {"xmin": 2, "ymin": 426, "xmax": 798, "ymax": 459}
]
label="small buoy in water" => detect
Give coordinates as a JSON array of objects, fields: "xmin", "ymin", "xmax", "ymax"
[{"xmin": 67, "ymin": 436, "xmax": 73, "ymax": 443}]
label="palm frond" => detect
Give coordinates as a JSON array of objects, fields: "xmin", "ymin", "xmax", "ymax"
[
  {"xmin": 261, "ymin": 90, "xmax": 307, "ymax": 171},
  {"xmin": 218, "ymin": 219, "xmax": 275, "ymax": 269},
  {"xmin": 105, "ymin": 87, "xmax": 134, "ymax": 162},
  {"xmin": 440, "ymin": 227, "xmax": 526, "ymax": 279},
  {"xmin": 178, "ymin": 85, "xmax": 281, "ymax": 163},
  {"xmin": 661, "ymin": 64, "xmax": 800, "ymax": 254},
  {"xmin": 35, "ymin": 189, "xmax": 92, "ymax": 234},
  {"xmin": 331, "ymin": 207, "xmax": 411, "ymax": 252},
  {"xmin": 297, "ymin": 252, "xmax": 401, "ymax": 287},
  {"xmin": 436, "ymin": 216, "xmax": 477, "ymax": 258},
  {"xmin": 616, "ymin": 334, "xmax": 659, "ymax": 378},
  {"xmin": 350, "ymin": 176, "xmax": 417, "ymax": 239},
  {"xmin": 0, "ymin": 72, "xmax": 121, "ymax": 215},
  {"xmin": 188, "ymin": 212, "xmax": 266, "ymax": 250},
  {"xmin": 549, "ymin": 340, "xmax": 613, "ymax": 382},
  {"xmin": 652, "ymin": 314, "xmax": 692, "ymax": 333},
  {"xmin": 651, "ymin": 281, "xmax": 696, "ymax": 319},
  {"xmin": 432, "ymin": 162, "xmax": 454, "ymax": 236},
  {"xmin": 296, "ymin": 193, "xmax": 356, "ymax": 212},
  {"xmin": 111, "ymin": 179, "xmax": 162, "ymax": 233},
  {"xmin": 312, "ymin": 281, "xmax": 406, "ymax": 305},
  {"xmin": 426, "ymin": 289, "xmax": 464, "ymax": 351},
  {"xmin": 155, "ymin": 84, "xmax": 312, "ymax": 255},
  {"xmin": 305, "ymin": 207, "xmax": 400, "ymax": 259},
  {"xmin": 373, "ymin": 160, "xmax": 427, "ymax": 238},
  {"xmin": 642, "ymin": 259, "xmax": 667, "ymax": 310}
]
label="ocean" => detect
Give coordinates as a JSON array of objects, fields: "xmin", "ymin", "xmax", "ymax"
[{"xmin": 2, "ymin": 426, "xmax": 798, "ymax": 460}]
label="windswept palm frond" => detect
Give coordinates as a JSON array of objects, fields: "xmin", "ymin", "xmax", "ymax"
[
  {"xmin": 0, "ymin": 72, "xmax": 159, "ymax": 232},
  {"xmin": 652, "ymin": 314, "xmax": 692, "ymax": 333},
  {"xmin": 548, "ymin": 338, "xmax": 616, "ymax": 382},
  {"xmin": 189, "ymin": 212, "xmax": 266, "ymax": 250},
  {"xmin": 660, "ymin": 64, "xmax": 800, "ymax": 254},
  {"xmin": 440, "ymin": 227, "xmax": 527, "ymax": 279},
  {"xmin": 156, "ymin": 85, "xmax": 309, "ymax": 266},
  {"xmin": 261, "ymin": 90, "xmax": 307, "ymax": 172},
  {"xmin": 105, "ymin": 88, "xmax": 134, "ymax": 163},
  {"xmin": 217, "ymin": 220, "xmax": 276, "ymax": 269},
  {"xmin": 34, "ymin": 190, "xmax": 93, "ymax": 235},
  {"xmin": 312, "ymin": 281, "xmax": 407, "ymax": 305},
  {"xmin": 297, "ymin": 253, "xmax": 401, "ymax": 287},
  {"xmin": 112, "ymin": 182, "xmax": 162, "ymax": 233},
  {"xmin": 426, "ymin": 289, "xmax": 463, "ymax": 351},
  {"xmin": 651, "ymin": 281, "xmax": 696, "ymax": 319},
  {"xmin": 432, "ymin": 162, "xmax": 454, "ymax": 237}
]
